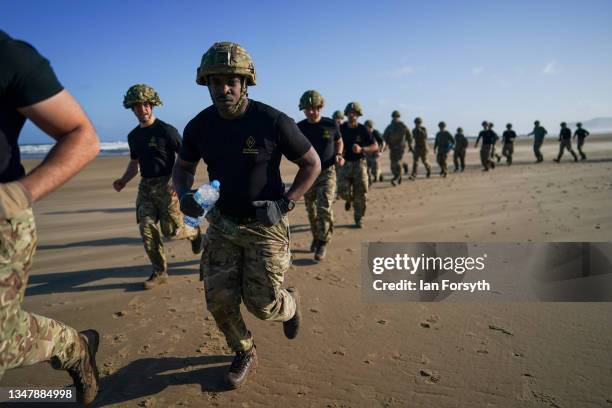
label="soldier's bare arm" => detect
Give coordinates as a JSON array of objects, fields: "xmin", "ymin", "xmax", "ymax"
[
  {"xmin": 360, "ymin": 142, "xmax": 379, "ymax": 154},
  {"xmin": 285, "ymin": 146, "xmax": 320, "ymax": 201},
  {"xmin": 17, "ymin": 89, "xmax": 100, "ymax": 201},
  {"xmin": 113, "ymin": 159, "xmax": 139, "ymax": 191}
]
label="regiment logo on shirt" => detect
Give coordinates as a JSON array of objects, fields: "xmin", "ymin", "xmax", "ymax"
[
  {"xmin": 242, "ymin": 136, "xmax": 259, "ymax": 155},
  {"xmin": 322, "ymin": 129, "xmax": 331, "ymax": 139},
  {"xmin": 148, "ymin": 136, "xmax": 158, "ymax": 148}
]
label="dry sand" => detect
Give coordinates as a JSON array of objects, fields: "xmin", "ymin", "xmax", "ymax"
[{"xmin": 3, "ymin": 135, "xmax": 612, "ymax": 407}]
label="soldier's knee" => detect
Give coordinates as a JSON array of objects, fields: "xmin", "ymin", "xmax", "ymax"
[{"xmin": 243, "ymin": 296, "xmax": 276, "ymax": 320}]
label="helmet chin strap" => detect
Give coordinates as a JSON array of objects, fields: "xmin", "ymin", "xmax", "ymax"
[{"xmin": 210, "ymin": 77, "xmax": 249, "ymax": 117}]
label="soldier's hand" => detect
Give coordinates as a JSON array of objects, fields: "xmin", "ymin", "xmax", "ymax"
[
  {"xmin": 180, "ymin": 191, "xmax": 204, "ymax": 218},
  {"xmin": 336, "ymin": 155, "xmax": 345, "ymax": 166},
  {"xmin": 252, "ymin": 198, "xmax": 289, "ymax": 226},
  {"xmin": 352, "ymin": 144, "xmax": 362, "ymax": 154},
  {"xmin": 112, "ymin": 179, "xmax": 126, "ymax": 192},
  {"xmin": 0, "ymin": 182, "xmax": 32, "ymax": 221}
]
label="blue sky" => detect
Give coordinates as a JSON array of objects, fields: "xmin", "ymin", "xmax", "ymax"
[{"xmin": 3, "ymin": 0, "xmax": 612, "ymax": 143}]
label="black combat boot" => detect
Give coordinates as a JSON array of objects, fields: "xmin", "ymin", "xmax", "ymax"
[
  {"xmin": 426, "ymin": 167, "xmax": 431, "ymax": 178},
  {"xmin": 344, "ymin": 200, "xmax": 351, "ymax": 211},
  {"xmin": 402, "ymin": 163, "xmax": 409, "ymax": 175},
  {"xmin": 283, "ymin": 288, "xmax": 301, "ymax": 339},
  {"xmin": 191, "ymin": 226, "xmax": 203, "ymax": 254},
  {"xmin": 378, "ymin": 174, "xmax": 384, "ymax": 182},
  {"xmin": 226, "ymin": 346, "xmax": 258, "ymax": 389},
  {"xmin": 314, "ymin": 241, "xmax": 327, "ymax": 261},
  {"xmin": 56, "ymin": 330, "xmax": 100, "ymax": 405},
  {"xmin": 144, "ymin": 269, "xmax": 168, "ymax": 290}
]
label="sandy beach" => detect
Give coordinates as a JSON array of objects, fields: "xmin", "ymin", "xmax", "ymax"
[{"xmin": 3, "ymin": 135, "xmax": 612, "ymax": 407}]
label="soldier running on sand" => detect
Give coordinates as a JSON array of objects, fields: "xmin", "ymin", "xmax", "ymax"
[
  {"xmin": 409, "ymin": 117, "xmax": 431, "ymax": 180},
  {"xmin": 453, "ymin": 127, "xmax": 468, "ymax": 172},
  {"xmin": 553, "ymin": 122, "xmax": 578, "ymax": 162},
  {"xmin": 475, "ymin": 120, "xmax": 496, "ymax": 171},
  {"xmin": 364, "ymin": 119, "xmax": 384, "ymax": 186},
  {"xmin": 382, "ymin": 110, "xmax": 413, "ymax": 186},
  {"xmin": 501, "ymin": 123, "xmax": 517, "ymax": 165},
  {"xmin": 527, "ymin": 120, "xmax": 547, "ymax": 163},
  {"xmin": 297, "ymin": 90, "xmax": 344, "ymax": 261},
  {"xmin": 434, "ymin": 121, "xmax": 455, "ymax": 177},
  {"xmin": 573, "ymin": 122, "xmax": 590, "ymax": 160},
  {"xmin": 0, "ymin": 30, "xmax": 100, "ymax": 405},
  {"xmin": 113, "ymin": 84, "xmax": 203, "ymax": 289},
  {"xmin": 338, "ymin": 102, "xmax": 378, "ymax": 227},
  {"xmin": 173, "ymin": 42, "xmax": 320, "ymax": 389}
]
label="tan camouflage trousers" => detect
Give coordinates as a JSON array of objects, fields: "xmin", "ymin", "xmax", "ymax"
[
  {"xmin": 388, "ymin": 148, "xmax": 405, "ymax": 179},
  {"xmin": 453, "ymin": 148, "xmax": 466, "ymax": 171},
  {"xmin": 436, "ymin": 152, "xmax": 449, "ymax": 175},
  {"xmin": 0, "ymin": 209, "xmax": 82, "ymax": 379},
  {"xmin": 200, "ymin": 208, "xmax": 295, "ymax": 352},
  {"xmin": 366, "ymin": 152, "xmax": 381, "ymax": 184},
  {"xmin": 411, "ymin": 146, "xmax": 431, "ymax": 177},
  {"xmin": 304, "ymin": 166, "xmax": 336, "ymax": 243},
  {"xmin": 556, "ymin": 139, "xmax": 578, "ymax": 161},
  {"xmin": 502, "ymin": 142, "xmax": 514, "ymax": 164},
  {"xmin": 480, "ymin": 144, "xmax": 494, "ymax": 170},
  {"xmin": 577, "ymin": 137, "xmax": 587, "ymax": 159},
  {"xmin": 137, "ymin": 176, "xmax": 198, "ymax": 273},
  {"xmin": 338, "ymin": 159, "xmax": 369, "ymax": 221}
]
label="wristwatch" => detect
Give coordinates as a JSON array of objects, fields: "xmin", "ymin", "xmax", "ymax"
[{"xmin": 285, "ymin": 196, "xmax": 296, "ymax": 212}]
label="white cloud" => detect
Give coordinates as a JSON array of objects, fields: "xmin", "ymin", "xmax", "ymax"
[
  {"xmin": 472, "ymin": 66, "xmax": 484, "ymax": 76},
  {"xmin": 386, "ymin": 65, "xmax": 415, "ymax": 78},
  {"xmin": 542, "ymin": 61, "xmax": 559, "ymax": 75}
]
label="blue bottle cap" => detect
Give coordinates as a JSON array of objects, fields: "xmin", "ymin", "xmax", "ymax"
[{"xmin": 210, "ymin": 180, "xmax": 220, "ymax": 189}]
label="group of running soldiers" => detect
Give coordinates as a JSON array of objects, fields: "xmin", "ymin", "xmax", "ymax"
[{"xmin": 0, "ymin": 32, "xmax": 595, "ymax": 403}]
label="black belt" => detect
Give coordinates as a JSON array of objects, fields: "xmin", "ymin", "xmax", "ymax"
[{"xmin": 221, "ymin": 212, "xmax": 259, "ymax": 225}]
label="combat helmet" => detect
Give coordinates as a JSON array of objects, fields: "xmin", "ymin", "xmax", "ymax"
[
  {"xmin": 534, "ymin": 120, "xmax": 540, "ymax": 126},
  {"xmin": 344, "ymin": 101, "xmax": 363, "ymax": 116},
  {"xmin": 332, "ymin": 110, "xmax": 344, "ymax": 120},
  {"xmin": 391, "ymin": 110, "xmax": 401, "ymax": 118},
  {"xmin": 577, "ymin": 122, "xmax": 583, "ymax": 127},
  {"xmin": 506, "ymin": 123, "xmax": 512, "ymax": 129},
  {"xmin": 560, "ymin": 122, "xmax": 567, "ymax": 127},
  {"xmin": 414, "ymin": 117, "xmax": 423, "ymax": 124},
  {"xmin": 481, "ymin": 120, "xmax": 488, "ymax": 127},
  {"xmin": 299, "ymin": 90, "xmax": 325, "ymax": 110},
  {"xmin": 123, "ymin": 84, "xmax": 162, "ymax": 109},
  {"xmin": 438, "ymin": 121, "xmax": 446, "ymax": 128},
  {"xmin": 196, "ymin": 42, "xmax": 256, "ymax": 86},
  {"xmin": 364, "ymin": 120, "xmax": 374, "ymax": 128}
]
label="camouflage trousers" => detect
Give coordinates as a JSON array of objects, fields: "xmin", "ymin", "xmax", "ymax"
[
  {"xmin": 556, "ymin": 139, "xmax": 578, "ymax": 161},
  {"xmin": 201, "ymin": 208, "xmax": 295, "ymax": 352},
  {"xmin": 490, "ymin": 144, "xmax": 501, "ymax": 161},
  {"xmin": 502, "ymin": 142, "xmax": 514, "ymax": 164},
  {"xmin": 388, "ymin": 148, "xmax": 405, "ymax": 179},
  {"xmin": 533, "ymin": 138, "xmax": 544, "ymax": 162},
  {"xmin": 436, "ymin": 151, "xmax": 449, "ymax": 175},
  {"xmin": 0, "ymin": 209, "xmax": 82, "ymax": 379},
  {"xmin": 338, "ymin": 159, "xmax": 369, "ymax": 220},
  {"xmin": 480, "ymin": 144, "xmax": 494, "ymax": 170},
  {"xmin": 577, "ymin": 137, "xmax": 587, "ymax": 159},
  {"xmin": 304, "ymin": 166, "xmax": 336, "ymax": 243},
  {"xmin": 453, "ymin": 148, "xmax": 466, "ymax": 170},
  {"xmin": 411, "ymin": 146, "xmax": 431, "ymax": 177},
  {"xmin": 137, "ymin": 176, "xmax": 198, "ymax": 273},
  {"xmin": 365, "ymin": 152, "xmax": 381, "ymax": 184}
]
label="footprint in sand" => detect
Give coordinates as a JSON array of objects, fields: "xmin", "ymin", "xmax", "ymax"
[
  {"xmin": 420, "ymin": 315, "xmax": 439, "ymax": 329},
  {"xmin": 419, "ymin": 368, "xmax": 440, "ymax": 384}
]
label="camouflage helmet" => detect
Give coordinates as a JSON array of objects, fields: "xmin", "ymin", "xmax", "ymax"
[
  {"xmin": 560, "ymin": 121, "xmax": 567, "ymax": 127},
  {"xmin": 506, "ymin": 123, "xmax": 512, "ymax": 128},
  {"xmin": 299, "ymin": 90, "xmax": 325, "ymax": 110},
  {"xmin": 123, "ymin": 84, "xmax": 162, "ymax": 109},
  {"xmin": 414, "ymin": 117, "xmax": 423, "ymax": 124},
  {"xmin": 481, "ymin": 120, "xmax": 488, "ymax": 127},
  {"xmin": 489, "ymin": 122, "xmax": 494, "ymax": 128},
  {"xmin": 577, "ymin": 122, "xmax": 583, "ymax": 127},
  {"xmin": 534, "ymin": 120, "xmax": 540, "ymax": 126},
  {"xmin": 196, "ymin": 42, "xmax": 256, "ymax": 86},
  {"xmin": 344, "ymin": 101, "xmax": 363, "ymax": 116},
  {"xmin": 457, "ymin": 127, "xmax": 463, "ymax": 132},
  {"xmin": 391, "ymin": 110, "xmax": 401, "ymax": 118},
  {"xmin": 438, "ymin": 121, "xmax": 446, "ymax": 128},
  {"xmin": 332, "ymin": 110, "xmax": 344, "ymax": 120},
  {"xmin": 364, "ymin": 119, "xmax": 374, "ymax": 128}
]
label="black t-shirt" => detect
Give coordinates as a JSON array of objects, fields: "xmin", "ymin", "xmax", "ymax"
[
  {"xmin": 502, "ymin": 130, "xmax": 517, "ymax": 144},
  {"xmin": 297, "ymin": 117, "xmax": 341, "ymax": 170},
  {"xmin": 181, "ymin": 100, "xmax": 311, "ymax": 217},
  {"xmin": 340, "ymin": 123, "xmax": 374, "ymax": 161},
  {"xmin": 128, "ymin": 119, "xmax": 182, "ymax": 178},
  {"xmin": 371, "ymin": 129, "xmax": 383, "ymax": 147},
  {"xmin": 0, "ymin": 31, "xmax": 64, "ymax": 183},
  {"xmin": 477, "ymin": 130, "xmax": 495, "ymax": 145},
  {"xmin": 574, "ymin": 128, "xmax": 589, "ymax": 139},
  {"xmin": 560, "ymin": 128, "xmax": 571, "ymax": 140}
]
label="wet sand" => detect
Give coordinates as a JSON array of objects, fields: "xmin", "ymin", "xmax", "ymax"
[{"xmin": 3, "ymin": 135, "xmax": 612, "ymax": 407}]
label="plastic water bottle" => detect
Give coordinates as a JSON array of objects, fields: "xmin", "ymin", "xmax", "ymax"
[{"xmin": 183, "ymin": 180, "xmax": 220, "ymax": 228}]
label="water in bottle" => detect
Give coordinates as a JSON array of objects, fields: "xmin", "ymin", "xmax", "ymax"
[{"xmin": 184, "ymin": 180, "xmax": 220, "ymax": 228}]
